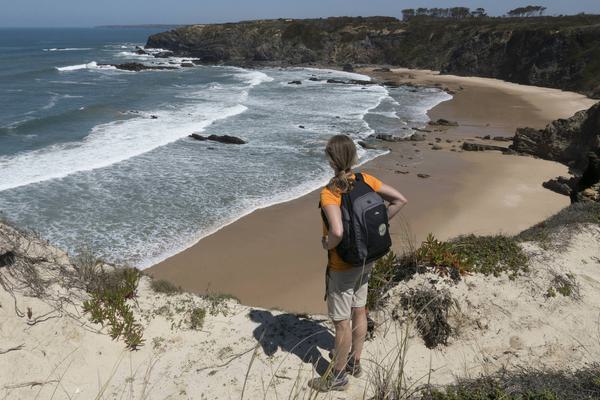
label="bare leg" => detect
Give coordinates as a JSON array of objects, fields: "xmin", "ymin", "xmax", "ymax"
[
  {"xmin": 332, "ymin": 319, "xmax": 352, "ymax": 373},
  {"xmin": 350, "ymin": 306, "xmax": 367, "ymax": 363}
]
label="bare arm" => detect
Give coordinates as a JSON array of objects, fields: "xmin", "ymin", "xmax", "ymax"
[
  {"xmin": 322, "ymin": 204, "xmax": 343, "ymax": 250},
  {"xmin": 378, "ymin": 183, "xmax": 408, "ymax": 220}
]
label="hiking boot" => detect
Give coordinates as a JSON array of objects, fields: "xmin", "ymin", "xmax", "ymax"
[
  {"xmin": 328, "ymin": 351, "xmax": 363, "ymax": 377},
  {"xmin": 307, "ymin": 371, "xmax": 349, "ymax": 392},
  {"xmin": 346, "ymin": 359, "xmax": 363, "ymax": 378}
]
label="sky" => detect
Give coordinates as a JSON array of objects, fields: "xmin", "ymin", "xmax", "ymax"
[{"xmin": 2, "ymin": 0, "xmax": 600, "ymax": 27}]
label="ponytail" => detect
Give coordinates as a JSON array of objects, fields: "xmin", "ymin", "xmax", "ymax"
[{"xmin": 325, "ymin": 135, "xmax": 358, "ymax": 194}]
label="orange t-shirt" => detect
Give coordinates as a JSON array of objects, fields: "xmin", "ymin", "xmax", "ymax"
[{"xmin": 320, "ymin": 173, "xmax": 383, "ymax": 272}]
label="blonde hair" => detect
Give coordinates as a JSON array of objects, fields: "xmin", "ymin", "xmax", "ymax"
[{"xmin": 325, "ymin": 135, "xmax": 358, "ymax": 194}]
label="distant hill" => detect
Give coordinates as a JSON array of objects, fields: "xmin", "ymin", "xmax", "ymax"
[
  {"xmin": 96, "ymin": 24, "xmax": 184, "ymax": 29},
  {"xmin": 146, "ymin": 15, "xmax": 600, "ymax": 98}
]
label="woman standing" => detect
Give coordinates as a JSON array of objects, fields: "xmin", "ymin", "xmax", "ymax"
[{"xmin": 309, "ymin": 135, "xmax": 407, "ymax": 392}]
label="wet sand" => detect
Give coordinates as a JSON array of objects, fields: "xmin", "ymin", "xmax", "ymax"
[{"xmin": 147, "ymin": 68, "xmax": 597, "ymax": 314}]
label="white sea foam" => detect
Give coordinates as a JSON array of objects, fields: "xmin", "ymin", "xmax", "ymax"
[
  {"xmin": 55, "ymin": 61, "xmax": 117, "ymax": 72},
  {"xmin": 43, "ymin": 47, "xmax": 92, "ymax": 52},
  {"xmin": 0, "ymin": 103, "xmax": 248, "ymax": 192}
]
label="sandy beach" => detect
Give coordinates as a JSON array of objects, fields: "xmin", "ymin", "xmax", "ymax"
[{"xmin": 147, "ymin": 68, "xmax": 597, "ymax": 314}]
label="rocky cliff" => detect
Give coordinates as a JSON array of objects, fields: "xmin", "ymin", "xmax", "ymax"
[
  {"xmin": 146, "ymin": 15, "xmax": 600, "ymax": 98},
  {"xmin": 511, "ymin": 103, "xmax": 600, "ymax": 202}
]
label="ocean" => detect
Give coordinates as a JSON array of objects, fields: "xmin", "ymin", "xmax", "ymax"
[{"xmin": 0, "ymin": 27, "xmax": 452, "ymax": 267}]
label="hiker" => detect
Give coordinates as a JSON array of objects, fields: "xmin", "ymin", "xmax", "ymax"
[{"xmin": 309, "ymin": 134, "xmax": 408, "ymax": 392}]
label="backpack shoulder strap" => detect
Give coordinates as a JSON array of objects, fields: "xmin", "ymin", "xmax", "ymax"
[{"xmin": 354, "ymin": 172, "xmax": 363, "ymax": 182}]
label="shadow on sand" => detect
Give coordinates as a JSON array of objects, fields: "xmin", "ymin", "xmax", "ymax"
[{"xmin": 248, "ymin": 309, "xmax": 334, "ymax": 376}]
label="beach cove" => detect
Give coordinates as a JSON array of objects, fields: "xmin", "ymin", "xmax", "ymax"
[{"xmin": 148, "ymin": 67, "xmax": 597, "ymax": 313}]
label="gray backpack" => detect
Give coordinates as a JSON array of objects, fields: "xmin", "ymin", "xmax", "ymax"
[{"xmin": 321, "ymin": 173, "xmax": 392, "ymax": 267}]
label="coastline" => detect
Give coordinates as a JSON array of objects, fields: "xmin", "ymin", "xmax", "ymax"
[{"xmin": 147, "ymin": 67, "xmax": 598, "ymax": 314}]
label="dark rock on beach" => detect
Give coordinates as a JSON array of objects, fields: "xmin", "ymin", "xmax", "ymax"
[
  {"xmin": 462, "ymin": 142, "xmax": 511, "ymax": 153},
  {"xmin": 326, "ymin": 79, "xmax": 346, "ymax": 84},
  {"xmin": 542, "ymin": 177, "xmax": 576, "ymax": 197},
  {"xmin": 189, "ymin": 134, "xmax": 247, "ymax": 144},
  {"xmin": 428, "ymin": 119, "xmax": 459, "ymax": 127},
  {"xmin": 417, "ymin": 173, "xmax": 430, "ymax": 179},
  {"xmin": 288, "ymin": 80, "xmax": 302, "ymax": 85},
  {"xmin": 410, "ymin": 133, "xmax": 426, "ymax": 141}
]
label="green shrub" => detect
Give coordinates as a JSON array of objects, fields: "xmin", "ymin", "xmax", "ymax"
[
  {"xmin": 547, "ymin": 272, "xmax": 581, "ymax": 300},
  {"xmin": 419, "ymin": 365, "xmax": 600, "ymax": 400},
  {"xmin": 417, "ymin": 234, "xmax": 471, "ymax": 281},
  {"xmin": 82, "ymin": 267, "xmax": 144, "ymax": 350},
  {"xmin": 451, "ymin": 235, "xmax": 529, "ymax": 278},
  {"xmin": 367, "ymin": 252, "xmax": 399, "ymax": 310},
  {"xmin": 189, "ymin": 307, "xmax": 206, "ymax": 330},
  {"xmin": 150, "ymin": 278, "xmax": 181, "ymax": 295}
]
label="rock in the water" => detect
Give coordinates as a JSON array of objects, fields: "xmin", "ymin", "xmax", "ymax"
[
  {"xmin": 382, "ymin": 80, "xmax": 400, "ymax": 88},
  {"xmin": 326, "ymin": 79, "xmax": 346, "ymax": 84},
  {"xmin": 106, "ymin": 62, "xmax": 178, "ymax": 71},
  {"xmin": 308, "ymin": 77, "xmax": 321, "ymax": 81},
  {"xmin": 376, "ymin": 134, "xmax": 402, "ymax": 142},
  {"xmin": 189, "ymin": 134, "xmax": 247, "ymax": 144},
  {"xmin": 349, "ymin": 79, "xmax": 376, "ymax": 85},
  {"xmin": 358, "ymin": 141, "xmax": 377, "ymax": 150},
  {"xmin": 150, "ymin": 115, "xmax": 158, "ymax": 119},
  {"xmin": 288, "ymin": 80, "xmax": 302, "ymax": 85},
  {"xmin": 181, "ymin": 62, "xmax": 194, "ymax": 67},
  {"xmin": 428, "ymin": 119, "xmax": 459, "ymax": 127},
  {"xmin": 298, "ymin": 125, "xmax": 305, "ymax": 129}
]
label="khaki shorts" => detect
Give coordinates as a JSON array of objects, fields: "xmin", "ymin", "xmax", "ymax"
[{"xmin": 326, "ymin": 263, "xmax": 373, "ymax": 321}]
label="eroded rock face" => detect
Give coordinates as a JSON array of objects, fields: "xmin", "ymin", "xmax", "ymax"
[
  {"xmin": 512, "ymin": 103, "xmax": 600, "ymax": 202},
  {"xmin": 511, "ymin": 103, "xmax": 600, "ymax": 171},
  {"xmin": 146, "ymin": 16, "xmax": 600, "ymax": 98}
]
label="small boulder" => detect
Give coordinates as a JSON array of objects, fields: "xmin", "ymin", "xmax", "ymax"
[
  {"xmin": 428, "ymin": 119, "xmax": 459, "ymax": 127},
  {"xmin": 358, "ymin": 141, "xmax": 378, "ymax": 150},
  {"xmin": 432, "ymin": 144, "xmax": 443, "ymax": 150},
  {"xmin": 410, "ymin": 133, "xmax": 426, "ymax": 141},
  {"xmin": 288, "ymin": 80, "xmax": 302, "ymax": 85},
  {"xmin": 417, "ymin": 173, "xmax": 430, "ymax": 179}
]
